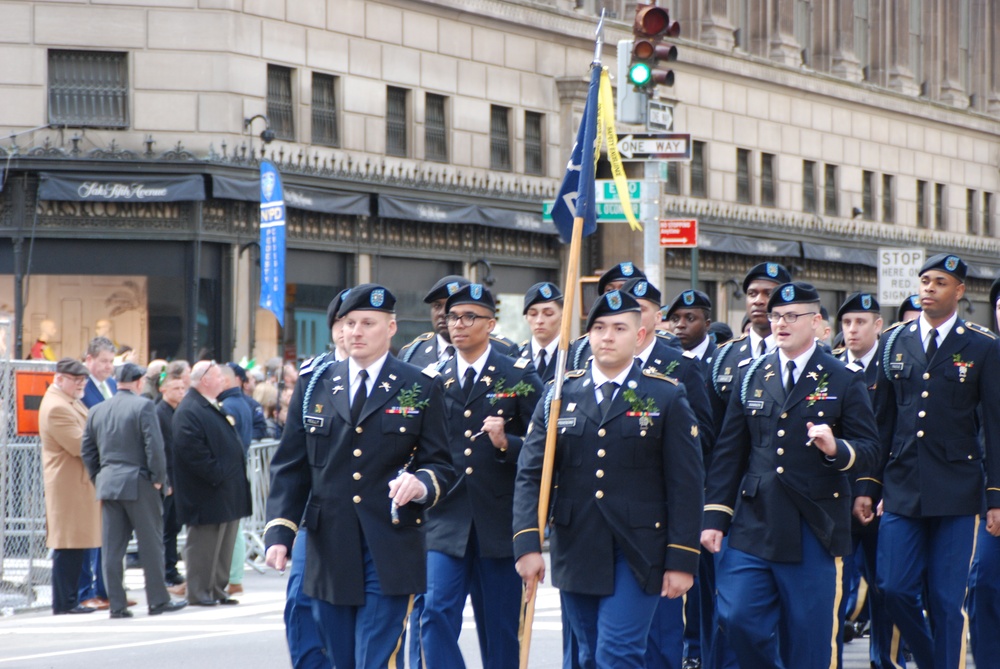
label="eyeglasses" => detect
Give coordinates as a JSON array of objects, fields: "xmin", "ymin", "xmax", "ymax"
[
  {"xmin": 445, "ymin": 313, "xmax": 492, "ymax": 327},
  {"xmin": 767, "ymin": 311, "xmax": 817, "ymax": 324}
]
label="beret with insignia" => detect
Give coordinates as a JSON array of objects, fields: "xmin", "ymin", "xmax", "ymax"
[
  {"xmin": 743, "ymin": 262, "xmax": 792, "ymax": 292},
  {"xmin": 598, "ymin": 262, "xmax": 647, "ymax": 294},
  {"xmin": 523, "ymin": 282, "xmax": 564, "ymax": 314},
  {"xmin": 446, "ymin": 283, "xmax": 495, "ymax": 313},
  {"xmin": 666, "ymin": 289, "xmax": 712, "ymax": 318},
  {"xmin": 337, "ymin": 283, "xmax": 396, "ymax": 317},
  {"xmin": 424, "ymin": 275, "xmax": 471, "ymax": 303},
  {"xmin": 326, "ymin": 287, "xmax": 352, "ymax": 330},
  {"xmin": 767, "ymin": 282, "xmax": 820, "ymax": 311},
  {"xmin": 919, "ymin": 253, "xmax": 967, "ymax": 282},
  {"xmin": 896, "ymin": 294, "xmax": 922, "ymax": 322},
  {"xmin": 586, "ymin": 290, "xmax": 641, "ymax": 331},
  {"xmin": 621, "ymin": 278, "xmax": 662, "ymax": 307},
  {"xmin": 837, "ymin": 292, "xmax": 881, "ymax": 322}
]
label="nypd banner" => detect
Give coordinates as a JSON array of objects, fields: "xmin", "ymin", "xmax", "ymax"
[{"xmin": 259, "ymin": 160, "xmax": 286, "ymax": 326}]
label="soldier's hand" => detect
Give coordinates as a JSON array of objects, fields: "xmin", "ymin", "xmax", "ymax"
[
  {"xmin": 515, "ymin": 552, "xmax": 546, "ymax": 602},
  {"xmin": 988, "ymin": 509, "xmax": 1000, "ymax": 537},
  {"xmin": 662, "ymin": 570, "xmax": 694, "ymax": 599},
  {"xmin": 876, "ymin": 498, "xmax": 884, "ymax": 516},
  {"xmin": 265, "ymin": 544, "xmax": 288, "ymax": 572},
  {"xmin": 153, "ymin": 482, "xmax": 163, "ymax": 491},
  {"xmin": 805, "ymin": 422, "xmax": 837, "ymax": 457},
  {"xmin": 480, "ymin": 416, "xmax": 509, "ymax": 450},
  {"xmin": 853, "ymin": 496, "xmax": 874, "ymax": 525},
  {"xmin": 388, "ymin": 472, "xmax": 428, "ymax": 507},
  {"xmin": 701, "ymin": 529, "xmax": 723, "ymax": 553}
]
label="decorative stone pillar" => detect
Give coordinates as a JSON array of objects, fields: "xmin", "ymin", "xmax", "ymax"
[
  {"xmin": 887, "ymin": 0, "xmax": 920, "ymax": 95},
  {"xmin": 769, "ymin": 0, "xmax": 802, "ymax": 66},
  {"xmin": 700, "ymin": 0, "xmax": 736, "ymax": 50},
  {"xmin": 830, "ymin": 0, "xmax": 863, "ymax": 82},
  {"xmin": 938, "ymin": 0, "xmax": 969, "ymax": 107}
]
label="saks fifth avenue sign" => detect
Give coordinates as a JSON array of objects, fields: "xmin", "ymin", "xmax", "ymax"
[{"xmin": 77, "ymin": 181, "xmax": 169, "ymax": 200}]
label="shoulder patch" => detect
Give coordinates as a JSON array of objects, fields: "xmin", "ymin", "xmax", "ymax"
[
  {"xmin": 965, "ymin": 322, "xmax": 997, "ymax": 339},
  {"xmin": 514, "ymin": 357, "xmax": 530, "ymax": 369},
  {"xmin": 642, "ymin": 369, "xmax": 679, "ymax": 385},
  {"xmin": 566, "ymin": 369, "xmax": 586, "ymax": 378},
  {"xmin": 845, "ymin": 362, "xmax": 863, "ymax": 373},
  {"xmin": 682, "ymin": 350, "xmax": 698, "ymax": 359},
  {"xmin": 738, "ymin": 357, "xmax": 753, "ymax": 368},
  {"xmin": 421, "ymin": 366, "xmax": 440, "ymax": 378}
]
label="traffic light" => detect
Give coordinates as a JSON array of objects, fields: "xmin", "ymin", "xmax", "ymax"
[
  {"xmin": 628, "ymin": 3, "xmax": 679, "ymax": 91},
  {"xmin": 617, "ymin": 40, "xmax": 647, "ymax": 124}
]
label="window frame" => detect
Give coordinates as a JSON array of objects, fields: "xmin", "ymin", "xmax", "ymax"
[
  {"xmin": 48, "ymin": 49, "xmax": 129, "ymax": 129},
  {"xmin": 490, "ymin": 105, "xmax": 512, "ymax": 172},
  {"xmin": 267, "ymin": 64, "xmax": 295, "ymax": 142}
]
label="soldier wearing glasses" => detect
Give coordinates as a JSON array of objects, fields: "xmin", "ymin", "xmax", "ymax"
[
  {"xmin": 264, "ymin": 284, "xmax": 454, "ymax": 669},
  {"xmin": 856, "ymin": 254, "xmax": 1000, "ymax": 669},
  {"xmin": 702, "ymin": 282, "xmax": 879, "ymax": 669},
  {"xmin": 420, "ymin": 283, "xmax": 542, "ymax": 669}
]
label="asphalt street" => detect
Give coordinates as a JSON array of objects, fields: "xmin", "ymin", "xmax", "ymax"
[{"xmin": 0, "ymin": 555, "xmax": 973, "ymax": 668}]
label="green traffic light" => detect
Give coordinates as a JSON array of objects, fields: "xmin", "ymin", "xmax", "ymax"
[{"xmin": 629, "ymin": 62, "xmax": 652, "ymax": 86}]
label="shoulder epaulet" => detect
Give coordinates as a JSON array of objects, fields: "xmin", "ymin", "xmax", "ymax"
[
  {"xmin": 845, "ymin": 361, "xmax": 863, "ymax": 373},
  {"xmin": 421, "ymin": 365, "xmax": 440, "ymax": 378},
  {"xmin": 565, "ymin": 369, "xmax": 586, "ymax": 378},
  {"xmin": 404, "ymin": 332, "xmax": 434, "ymax": 347},
  {"xmin": 964, "ymin": 322, "xmax": 997, "ymax": 339},
  {"xmin": 299, "ymin": 352, "xmax": 329, "ymax": 375},
  {"xmin": 737, "ymin": 357, "xmax": 753, "ymax": 368},
  {"xmin": 572, "ymin": 333, "xmax": 589, "ymax": 343},
  {"xmin": 881, "ymin": 320, "xmax": 908, "ymax": 335},
  {"xmin": 513, "ymin": 357, "xmax": 530, "ymax": 369},
  {"xmin": 519, "ymin": 339, "xmax": 530, "ymax": 348},
  {"xmin": 642, "ymin": 368, "xmax": 679, "ymax": 385},
  {"xmin": 832, "ymin": 346, "xmax": 846, "ymax": 356},
  {"xmin": 718, "ymin": 333, "xmax": 748, "ymax": 349},
  {"xmin": 655, "ymin": 330, "xmax": 677, "ymax": 340},
  {"xmin": 490, "ymin": 334, "xmax": 515, "ymax": 346},
  {"xmin": 682, "ymin": 349, "xmax": 698, "ymax": 359}
]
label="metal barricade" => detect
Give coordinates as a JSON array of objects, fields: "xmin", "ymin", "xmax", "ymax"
[{"xmin": 244, "ymin": 439, "xmax": 279, "ymax": 571}]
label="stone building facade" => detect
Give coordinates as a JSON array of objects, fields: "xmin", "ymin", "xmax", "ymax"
[{"xmin": 1, "ymin": 0, "xmax": 999, "ymax": 363}]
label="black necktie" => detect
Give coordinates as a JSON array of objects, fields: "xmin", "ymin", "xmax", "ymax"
[
  {"xmin": 926, "ymin": 328, "xmax": 938, "ymax": 362},
  {"xmin": 784, "ymin": 360, "xmax": 796, "ymax": 397},
  {"xmin": 536, "ymin": 349, "xmax": 548, "ymax": 379},
  {"xmin": 757, "ymin": 339, "xmax": 767, "ymax": 358},
  {"xmin": 463, "ymin": 367, "xmax": 477, "ymax": 399},
  {"xmin": 854, "ymin": 358, "xmax": 866, "ymax": 372},
  {"xmin": 351, "ymin": 370, "xmax": 368, "ymax": 425},
  {"xmin": 600, "ymin": 382, "xmax": 618, "ymax": 420}
]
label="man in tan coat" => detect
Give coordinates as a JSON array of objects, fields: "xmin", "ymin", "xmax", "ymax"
[{"xmin": 40, "ymin": 358, "xmax": 101, "ymax": 615}]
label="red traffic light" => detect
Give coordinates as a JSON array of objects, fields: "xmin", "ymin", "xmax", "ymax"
[
  {"xmin": 632, "ymin": 40, "xmax": 678, "ymax": 63},
  {"xmin": 630, "ymin": 3, "xmax": 680, "ymax": 90},
  {"xmin": 633, "ymin": 5, "xmax": 669, "ymax": 37}
]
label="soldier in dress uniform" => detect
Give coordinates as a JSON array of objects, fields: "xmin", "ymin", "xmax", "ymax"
[
  {"xmin": 856, "ymin": 254, "xmax": 1000, "ymax": 669},
  {"xmin": 264, "ymin": 284, "xmax": 455, "ymax": 669},
  {"xmin": 666, "ymin": 289, "xmax": 716, "ymax": 366},
  {"xmin": 517, "ymin": 282, "xmax": 563, "ymax": 385},
  {"xmin": 419, "ymin": 284, "xmax": 542, "ymax": 669},
  {"xmin": 400, "ymin": 275, "xmax": 518, "ymax": 369},
  {"xmin": 702, "ymin": 281, "xmax": 879, "ymax": 669},
  {"xmin": 709, "ymin": 263, "xmax": 793, "ymax": 432},
  {"xmin": 968, "ymin": 276, "xmax": 1000, "ymax": 665},
  {"xmin": 835, "ymin": 293, "xmax": 906, "ymax": 669},
  {"xmin": 514, "ymin": 290, "xmax": 704, "ymax": 669}
]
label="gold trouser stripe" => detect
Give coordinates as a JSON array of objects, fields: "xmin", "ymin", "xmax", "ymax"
[
  {"xmin": 849, "ymin": 577, "xmax": 868, "ymax": 622},
  {"xmin": 958, "ymin": 515, "xmax": 980, "ymax": 669},
  {"xmin": 828, "ymin": 556, "xmax": 844, "ymax": 669},
  {"xmin": 889, "ymin": 625, "xmax": 904, "ymax": 669},
  {"xmin": 387, "ymin": 594, "xmax": 415, "ymax": 669}
]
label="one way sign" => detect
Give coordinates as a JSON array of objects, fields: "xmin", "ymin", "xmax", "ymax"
[{"xmin": 616, "ymin": 133, "xmax": 692, "ymax": 161}]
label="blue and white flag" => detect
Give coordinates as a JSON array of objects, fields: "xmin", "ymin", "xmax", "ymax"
[
  {"xmin": 550, "ymin": 63, "xmax": 601, "ymax": 244},
  {"xmin": 259, "ymin": 160, "xmax": 286, "ymax": 326}
]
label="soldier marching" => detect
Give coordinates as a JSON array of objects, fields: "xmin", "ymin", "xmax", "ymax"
[{"xmin": 264, "ymin": 253, "xmax": 999, "ymax": 669}]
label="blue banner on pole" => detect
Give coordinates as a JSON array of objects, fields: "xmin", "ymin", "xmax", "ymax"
[
  {"xmin": 550, "ymin": 63, "xmax": 601, "ymax": 245},
  {"xmin": 259, "ymin": 160, "xmax": 286, "ymax": 327}
]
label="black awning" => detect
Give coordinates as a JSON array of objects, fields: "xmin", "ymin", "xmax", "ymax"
[
  {"xmin": 699, "ymin": 231, "xmax": 801, "ymax": 257},
  {"xmin": 211, "ymin": 175, "xmax": 370, "ymax": 216},
  {"xmin": 801, "ymin": 242, "xmax": 878, "ymax": 267},
  {"xmin": 379, "ymin": 194, "xmax": 556, "ymax": 234},
  {"xmin": 38, "ymin": 173, "xmax": 205, "ymax": 202}
]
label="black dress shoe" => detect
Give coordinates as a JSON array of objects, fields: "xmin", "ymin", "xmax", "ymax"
[
  {"xmin": 149, "ymin": 600, "xmax": 187, "ymax": 615},
  {"xmin": 110, "ymin": 608, "xmax": 133, "ymax": 619},
  {"xmin": 217, "ymin": 597, "xmax": 239, "ymax": 605},
  {"xmin": 165, "ymin": 572, "xmax": 186, "ymax": 586},
  {"xmin": 188, "ymin": 599, "xmax": 217, "ymax": 607},
  {"xmin": 55, "ymin": 605, "xmax": 96, "ymax": 615}
]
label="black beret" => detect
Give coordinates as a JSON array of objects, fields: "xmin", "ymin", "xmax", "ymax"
[
  {"xmin": 819, "ymin": 305, "xmax": 830, "ymax": 321},
  {"xmin": 837, "ymin": 292, "xmax": 881, "ymax": 321},
  {"xmin": 620, "ymin": 278, "xmax": 662, "ymax": 307},
  {"xmin": 522, "ymin": 282, "xmax": 563, "ymax": 314},
  {"xmin": 424, "ymin": 275, "xmax": 470, "ymax": 303},
  {"xmin": 115, "ymin": 362, "xmax": 146, "ymax": 383},
  {"xmin": 991, "ymin": 278, "xmax": 1000, "ymax": 311},
  {"xmin": 767, "ymin": 282, "xmax": 821, "ymax": 311},
  {"xmin": 326, "ymin": 288, "xmax": 351, "ymax": 330},
  {"xmin": 743, "ymin": 262, "xmax": 792, "ymax": 292},
  {"xmin": 226, "ymin": 361, "xmax": 248, "ymax": 383},
  {"xmin": 56, "ymin": 357, "xmax": 88, "ymax": 376},
  {"xmin": 896, "ymin": 295, "xmax": 922, "ymax": 321},
  {"xmin": 708, "ymin": 321, "xmax": 733, "ymax": 345},
  {"xmin": 919, "ymin": 253, "xmax": 967, "ymax": 282},
  {"xmin": 446, "ymin": 283, "xmax": 495, "ymax": 313},
  {"xmin": 597, "ymin": 262, "xmax": 646, "ymax": 294},
  {"xmin": 336, "ymin": 283, "xmax": 396, "ymax": 317},
  {"xmin": 666, "ymin": 289, "xmax": 712, "ymax": 318},
  {"xmin": 585, "ymin": 290, "xmax": 641, "ymax": 332}
]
